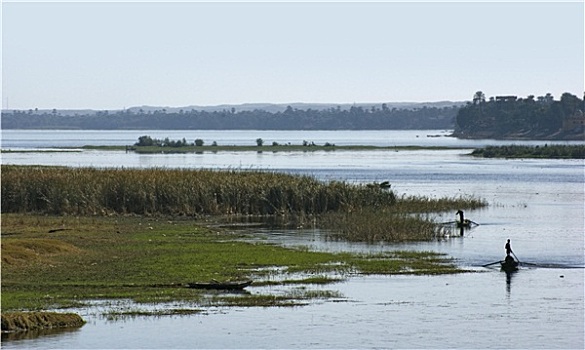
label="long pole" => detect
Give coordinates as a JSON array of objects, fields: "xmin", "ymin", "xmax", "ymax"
[{"xmin": 512, "ymin": 251, "xmax": 520, "ymax": 263}]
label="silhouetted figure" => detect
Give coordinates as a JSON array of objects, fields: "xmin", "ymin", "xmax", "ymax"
[
  {"xmin": 505, "ymin": 239, "xmax": 513, "ymax": 257},
  {"xmin": 456, "ymin": 210, "xmax": 471, "ymax": 229},
  {"xmin": 456, "ymin": 210, "xmax": 464, "ymax": 223}
]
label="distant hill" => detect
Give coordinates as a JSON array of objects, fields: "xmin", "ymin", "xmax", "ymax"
[
  {"xmin": 1, "ymin": 101, "xmax": 463, "ymax": 130},
  {"xmin": 1, "ymin": 101, "xmax": 463, "ymax": 116},
  {"xmin": 125, "ymin": 101, "xmax": 463, "ymax": 114},
  {"xmin": 453, "ymin": 92, "xmax": 584, "ymax": 140}
]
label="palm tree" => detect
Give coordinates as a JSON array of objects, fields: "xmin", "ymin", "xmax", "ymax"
[{"xmin": 473, "ymin": 91, "xmax": 486, "ymax": 105}]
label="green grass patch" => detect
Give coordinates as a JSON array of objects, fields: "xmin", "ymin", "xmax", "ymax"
[
  {"xmin": 104, "ymin": 308, "xmax": 204, "ymax": 320},
  {"xmin": 344, "ymin": 251, "xmax": 463, "ymax": 275},
  {"xmin": 2, "ymin": 214, "xmax": 463, "ymax": 312}
]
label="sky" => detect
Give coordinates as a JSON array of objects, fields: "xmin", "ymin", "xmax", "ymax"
[{"xmin": 2, "ymin": 1, "xmax": 584, "ymax": 110}]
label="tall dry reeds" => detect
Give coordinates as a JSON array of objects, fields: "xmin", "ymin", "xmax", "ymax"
[
  {"xmin": 2, "ymin": 166, "xmax": 488, "ymax": 242},
  {"xmin": 1, "ymin": 166, "xmax": 396, "ymax": 217},
  {"xmin": 321, "ymin": 209, "xmax": 437, "ymax": 242},
  {"xmin": 393, "ymin": 194, "xmax": 487, "ymax": 213}
]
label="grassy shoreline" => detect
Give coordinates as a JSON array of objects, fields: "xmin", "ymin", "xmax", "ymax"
[
  {"xmin": 1, "ymin": 214, "xmax": 465, "ymax": 313},
  {"xmin": 1, "ymin": 166, "xmax": 482, "ymax": 317}
]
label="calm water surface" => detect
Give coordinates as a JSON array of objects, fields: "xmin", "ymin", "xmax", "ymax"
[{"xmin": 1, "ymin": 130, "xmax": 583, "ymax": 349}]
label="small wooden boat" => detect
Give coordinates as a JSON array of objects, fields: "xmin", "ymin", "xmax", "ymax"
[
  {"xmin": 186, "ymin": 280, "xmax": 253, "ymax": 290},
  {"xmin": 456, "ymin": 219, "xmax": 472, "ymax": 228},
  {"xmin": 500, "ymin": 257, "xmax": 519, "ymax": 272},
  {"xmin": 455, "ymin": 210, "xmax": 477, "ymax": 228}
]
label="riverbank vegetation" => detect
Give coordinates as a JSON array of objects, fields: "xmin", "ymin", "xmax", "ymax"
[
  {"xmin": 1, "ymin": 165, "xmax": 486, "ymax": 241},
  {"xmin": 1, "ymin": 166, "xmax": 397, "ymax": 217},
  {"xmin": 471, "ymin": 144, "xmax": 585, "ymax": 159},
  {"xmin": 1, "ymin": 214, "xmax": 463, "ymax": 313},
  {"xmin": 1, "ymin": 166, "xmax": 484, "ymax": 316}
]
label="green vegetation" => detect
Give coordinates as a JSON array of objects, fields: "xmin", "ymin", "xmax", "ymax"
[
  {"xmin": 1, "ymin": 165, "xmax": 480, "ymax": 317},
  {"xmin": 322, "ymin": 194, "xmax": 486, "ymax": 242},
  {"xmin": 454, "ymin": 92, "xmax": 584, "ymax": 140},
  {"xmin": 471, "ymin": 144, "xmax": 585, "ymax": 159},
  {"xmin": 1, "ymin": 165, "xmax": 485, "ymax": 241},
  {"xmin": 135, "ymin": 135, "xmax": 189, "ymax": 147},
  {"xmin": 1, "ymin": 166, "xmax": 397, "ymax": 217},
  {"xmin": 1, "ymin": 214, "xmax": 463, "ymax": 312}
]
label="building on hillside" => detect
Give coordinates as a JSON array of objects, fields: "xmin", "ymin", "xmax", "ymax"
[{"xmin": 495, "ymin": 96, "xmax": 518, "ymax": 102}]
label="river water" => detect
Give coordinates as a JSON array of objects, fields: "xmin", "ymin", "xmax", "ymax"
[{"xmin": 1, "ymin": 129, "xmax": 584, "ymax": 349}]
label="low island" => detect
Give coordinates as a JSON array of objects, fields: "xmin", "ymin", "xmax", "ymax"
[{"xmin": 78, "ymin": 135, "xmax": 585, "ymax": 159}]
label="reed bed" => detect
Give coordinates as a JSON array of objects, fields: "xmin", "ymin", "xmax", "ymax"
[
  {"xmin": 322, "ymin": 209, "xmax": 437, "ymax": 242},
  {"xmin": 1, "ymin": 166, "xmax": 486, "ymax": 242},
  {"xmin": 393, "ymin": 194, "xmax": 487, "ymax": 212},
  {"xmin": 1, "ymin": 166, "xmax": 395, "ymax": 217}
]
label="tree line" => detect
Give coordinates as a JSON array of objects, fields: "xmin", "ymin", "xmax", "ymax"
[
  {"xmin": 453, "ymin": 92, "xmax": 584, "ymax": 140},
  {"xmin": 1, "ymin": 104, "xmax": 459, "ymax": 130}
]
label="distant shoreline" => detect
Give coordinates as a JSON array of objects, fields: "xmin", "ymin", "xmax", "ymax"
[
  {"xmin": 451, "ymin": 131, "xmax": 584, "ymax": 141},
  {"xmin": 82, "ymin": 144, "xmax": 465, "ymax": 153},
  {"xmin": 3, "ymin": 144, "xmax": 583, "ymax": 159},
  {"xmin": 0, "ymin": 144, "xmax": 469, "ymax": 154}
]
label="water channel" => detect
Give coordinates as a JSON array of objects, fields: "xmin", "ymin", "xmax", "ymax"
[{"xmin": 1, "ymin": 129, "xmax": 584, "ymax": 349}]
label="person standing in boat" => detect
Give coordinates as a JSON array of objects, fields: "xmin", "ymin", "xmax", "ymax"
[{"xmin": 505, "ymin": 239, "xmax": 513, "ymax": 258}]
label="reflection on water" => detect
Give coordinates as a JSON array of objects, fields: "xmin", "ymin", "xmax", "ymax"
[
  {"xmin": 505, "ymin": 270, "xmax": 516, "ymax": 297},
  {"xmin": 1, "ymin": 327, "xmax": 82, "ymax": 343}
]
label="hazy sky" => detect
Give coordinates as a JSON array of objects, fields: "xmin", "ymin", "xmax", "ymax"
[{"xmin": 2, "ymin": 1, "xmax": 583, "ymax": 110}]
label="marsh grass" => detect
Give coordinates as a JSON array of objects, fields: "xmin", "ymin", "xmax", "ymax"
[
  {"xmin": 2, "ymin": 214, "xmax": 462, "ymax": 312},
  {"xmin": 1, "ymin": 166, "xmax": 395, "ymax": 216},
  {"xmin": 1, "ymin": 165, "xmax": 485, "ymax": 242},
  {"xmin": 347, "ymin": 251, "xmax": 463, "ymax": 275},
  {"xmin": 322, "ymin": 209, "xmax": 436, "ymax": 242},
  {"xmin": 1, "ymin": 312, "xmax": 85, "ymax": 332},
  {"xmin": 104, "ymin": 308, "xmax": 204, "ymax": 320},
  {"xmin": 282, "ymin": 276, "xmax": 344, "ymax": 285},
  {"xmin": 393, "ymin": 194, "xmax": 487, "ymax": 212}
]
